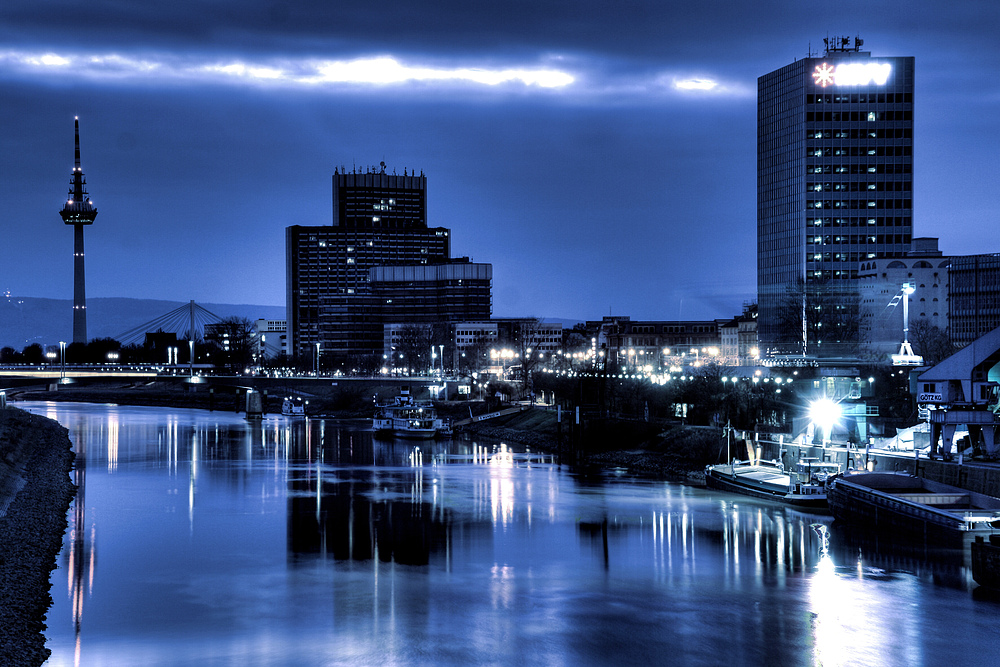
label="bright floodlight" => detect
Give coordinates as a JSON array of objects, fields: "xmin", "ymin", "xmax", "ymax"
[{"xmin": 808, "ymin": 398, "xmax": 842, "ymax": 434}]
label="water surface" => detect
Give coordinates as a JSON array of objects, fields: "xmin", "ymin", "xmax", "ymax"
[{"xmin": 19, "ymin": 402, "xmax": 1000, "ymax": 666}]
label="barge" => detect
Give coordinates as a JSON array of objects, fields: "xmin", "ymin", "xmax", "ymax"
[
  {"xmin": 826, "ymin": 472, "xmax": 1000, "ymax": 546},
  {"xmin": 705, "ymin": 458, "xmax": 839, "ymax": 509}
]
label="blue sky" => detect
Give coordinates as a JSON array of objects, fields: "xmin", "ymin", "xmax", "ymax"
[{"xmin": 2, "ymin": 1, "xmax": 998, "ymax": 326}]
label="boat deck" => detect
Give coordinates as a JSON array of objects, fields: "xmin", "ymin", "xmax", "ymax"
[{"xmin": 713, "ymin": 464, "xmax": 792, "ymax": 492}]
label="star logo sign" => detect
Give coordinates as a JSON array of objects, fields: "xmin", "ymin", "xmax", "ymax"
[{"xmin": 813, "ymin": 63, "xmax": 835, "ymax": 87}]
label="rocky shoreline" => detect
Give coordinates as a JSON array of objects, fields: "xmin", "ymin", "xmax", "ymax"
[{"xmin": 0, "ymin": 408, "xmax": 77, "ymax": 667}]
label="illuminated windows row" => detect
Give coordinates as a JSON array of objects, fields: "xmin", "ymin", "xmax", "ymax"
[
  {"xmin": 808, "ymin": 199, "xmax": 911, "ymax": 210},
  {"xmin": 806, "ymin": 92, "xmax": 912, "ymax": 104},
  {"xmin": 808, "ymin": 182, "xmax": 911, "ymax": 192},
  {"xmin": 806, "ymin": 110, "xmax": 911, "ymax": 122},
  {"xmin": 807, "ymin": 164, "xmax": 912, "ymax": 175},
  {"xmin": 811, "ymin": 128, "xmax": 911, "ymax": 139},
  {"xmin": 808, "ymin": 146, "xmax": 911, "ymax": 157}
]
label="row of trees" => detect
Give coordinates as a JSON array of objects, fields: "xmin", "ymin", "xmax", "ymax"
[
  {"xmin": 771, "ymin": 279, "xmax": 955, "ymax": 364},
  {"xmin": 0, "ymin": 317, "xmax": 261, "ymax": 371},
  {"xmin": 533, "ymin": 362, "xmax": 917, "ymax": 436}
]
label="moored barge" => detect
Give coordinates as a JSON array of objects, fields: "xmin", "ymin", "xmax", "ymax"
[{"xmin": 826, "ymin": 472, "xmax": 1000, "ymax": 546}]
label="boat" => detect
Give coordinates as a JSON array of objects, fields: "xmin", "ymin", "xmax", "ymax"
[
  {"xmin": 282, "ymin": 397, "xmax": 306, "ymax": 416},
  {"xmin": 826, "ymin": 471, "xmax": 1000, "ymax": 546},
  {"xmin": 972, "ymin": 534, "xmax": 1000, "ymax": 588},
  {"xmin": 372, "ymin": 389, "xmax": 444, "ymax": 439},
  {"xmin": 705, "ymin": 457, "xmax": 839, "ymax": 508}
]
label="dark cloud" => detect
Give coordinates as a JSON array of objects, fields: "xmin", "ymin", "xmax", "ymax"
[{"xmin": 1, "ymin": 1, "xmax": 998, "ymax": 334}]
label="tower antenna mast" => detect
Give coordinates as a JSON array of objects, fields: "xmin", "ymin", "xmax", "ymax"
[{"xmin": 59, "ymin": 117, "xmax": 98, "ymax": 345}]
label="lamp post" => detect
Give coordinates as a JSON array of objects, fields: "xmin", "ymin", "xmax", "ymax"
[{"xmin": 315, "ymin": 342, "xmax": 321, "ymax": 375}]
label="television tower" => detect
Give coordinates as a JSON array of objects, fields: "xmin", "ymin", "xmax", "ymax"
[{"xmin": 60, "ymin": 117, "xmax": 98, "ymax": 344}]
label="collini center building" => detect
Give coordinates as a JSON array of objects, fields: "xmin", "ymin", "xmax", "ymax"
[
  {"xmin": 286, "ymin": 168, "xmax": 492, "ymax": 367},
  {"xmin": 757, "ymin": 37, "xmax": 914, "ymax": 357}
]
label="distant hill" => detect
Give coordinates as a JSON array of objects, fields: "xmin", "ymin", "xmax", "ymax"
[{"xmin": 0, "ymin": 296, "xmax": 284, "ymax": 350}]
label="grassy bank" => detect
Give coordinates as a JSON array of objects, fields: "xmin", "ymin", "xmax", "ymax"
[
  {"xmin": 458, "ymin": 407, "xmax": 721, "ymax": 479},
  {"xmin": 0, "ymin": 408, "xmax": 77, "ymax": 667}
]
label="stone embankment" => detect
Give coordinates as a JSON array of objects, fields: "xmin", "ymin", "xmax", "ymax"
[{"xmin": 0, "ymin": 408, "xmax": 77, "ymax": 667}]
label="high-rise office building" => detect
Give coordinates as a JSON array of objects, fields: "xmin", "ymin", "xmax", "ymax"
[
  {"xmin": 286, "ymin": 167, "xmax": 491, "ymax": 367},
  {"xmin": 758, "ymin": 37, "xmax": 914, "ymax": 357},
  {"xmin": 948, "ymin": 253, "xmax": 1000, "ymax": 347}
]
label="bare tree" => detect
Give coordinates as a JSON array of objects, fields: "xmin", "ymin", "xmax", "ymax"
[
  {"xmin": 207, "ymin": 317, "xmax": 257, "ymax": 372},
  {"xmin": 396, "ymin": 324, "xmax": 432, "ymax": 374},
  {"xmin": 909, "ymin": 319, "xmax": 954, "ymax": 365}
]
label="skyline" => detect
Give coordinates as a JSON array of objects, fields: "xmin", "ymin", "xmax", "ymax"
[{"xmin": 2, "ymin": 2, "xmax": 999, "ymax": 327}]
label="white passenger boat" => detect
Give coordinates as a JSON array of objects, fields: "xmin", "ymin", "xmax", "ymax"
[
  {"xmin": 372, "ymin": 389, "xmax": 444, "ymax": 439},
  {"xmin": 282, "ymin": 397, "xmax": 305, "ymax": 416}
]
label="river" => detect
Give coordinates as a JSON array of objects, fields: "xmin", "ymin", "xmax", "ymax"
[{"xmin": 19, "ymin": 401, "xmax": 1000, "ymax": 666}]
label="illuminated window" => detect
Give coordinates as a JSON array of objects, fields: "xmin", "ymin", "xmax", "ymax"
[{"xmin": 867, "ymin": 112, "xmax": 876, "ymax": 122}]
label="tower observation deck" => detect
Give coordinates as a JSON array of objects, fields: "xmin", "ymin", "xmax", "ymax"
[{"xmin": 59, "ymin": 117, "xmax": 98, "ymax": 344}]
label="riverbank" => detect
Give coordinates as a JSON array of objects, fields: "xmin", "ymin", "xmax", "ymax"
[
  {"xmin": 456, "ymin": 408, "xmax": 719, "ymax": 481},
  {"xmin": 9, "ymin": 384, "xmax": 719, "ymax": 480},
  {"xmin": 0, "ymin": 407, "xmax": 76, "ymax": 667}
]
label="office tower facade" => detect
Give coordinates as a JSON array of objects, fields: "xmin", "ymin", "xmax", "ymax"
[
  {"xmin": 758, "ymin": 37, "xmax": 914, "ymax": 357},
  {"xmin": 59, "ymin": 117, "xmax": 98, "ymax": 344},
  {"xmin": 948, "ymin": 254, "xmax": 1000, "ymax": 347},
  {"xmin": 287, "ymin": 167, "xmax": 491, "ymax": 368}
]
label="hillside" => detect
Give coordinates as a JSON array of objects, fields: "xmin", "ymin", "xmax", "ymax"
[{"xmin": 0, "ymin": 296, "xmax": 284, "ymax": 350}]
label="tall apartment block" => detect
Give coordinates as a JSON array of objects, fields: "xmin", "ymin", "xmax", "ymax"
[
  {"xmin": 758, "ymin": 37, "xmax": 914, "ymax": 357},
  {"xmin": 286, "ymin": 168, "xmax": 491, "ymax": 367}
]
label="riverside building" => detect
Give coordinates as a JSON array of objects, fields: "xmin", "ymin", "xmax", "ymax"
[
  {"xmin": 758, "ymin": 37, "xmax": 914, "ymax": 358},
  {"xmin": 286, "ymin": 167, "xmax": 491, "ymax": 368}
]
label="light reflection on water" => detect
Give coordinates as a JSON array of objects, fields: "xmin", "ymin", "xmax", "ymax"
[{"xmin": 17, "ymin": 401, "xmax": 1000, "ymax": 667}]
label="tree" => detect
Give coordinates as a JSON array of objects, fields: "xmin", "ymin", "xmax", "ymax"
[
  {"xmin": 0, "ymin": 347, "xmax": 20, "ymax": 363},
  {"xmin": 909, "ymin": 319, "xmax": 954, "ymax": 365},
  {"xmin": 86, "ymin": 338, "xmax": 122, "ymax": 364},
  {"xmin": 395, "ymin": 324, "xmax": 432, "ymax": 374},
  {"xmin": 207, "ymin": 317, "xmax": 257, "ymax": 372},
  {"xmin": 459, "ymin": 333, "xmax": 492, "ymax": 376},
  {"xmin": 21, "ymin": 343, "xmax": 44, "ymax": 364},
  {"xmin": 498, "ymin": 319, "xmax": 546, "ymax": 394},
  {"xmin": 774, "ymin": 277, "xmax": 859, "ymax": 357}
]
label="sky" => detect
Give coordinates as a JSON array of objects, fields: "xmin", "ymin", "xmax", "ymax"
[{"xmin": 2, "ymin": 1, "xmax": 998, "ymax": 325}]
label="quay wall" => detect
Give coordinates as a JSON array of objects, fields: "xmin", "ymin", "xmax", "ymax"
[{"xmin": 753, "ymin": 437, "xmax": 1000, "ymax": 497}]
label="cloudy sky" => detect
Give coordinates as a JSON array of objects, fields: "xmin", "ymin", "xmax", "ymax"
[{"xmin": 2, "ymin": 1, "xmax": 998, "ymax": 327}]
